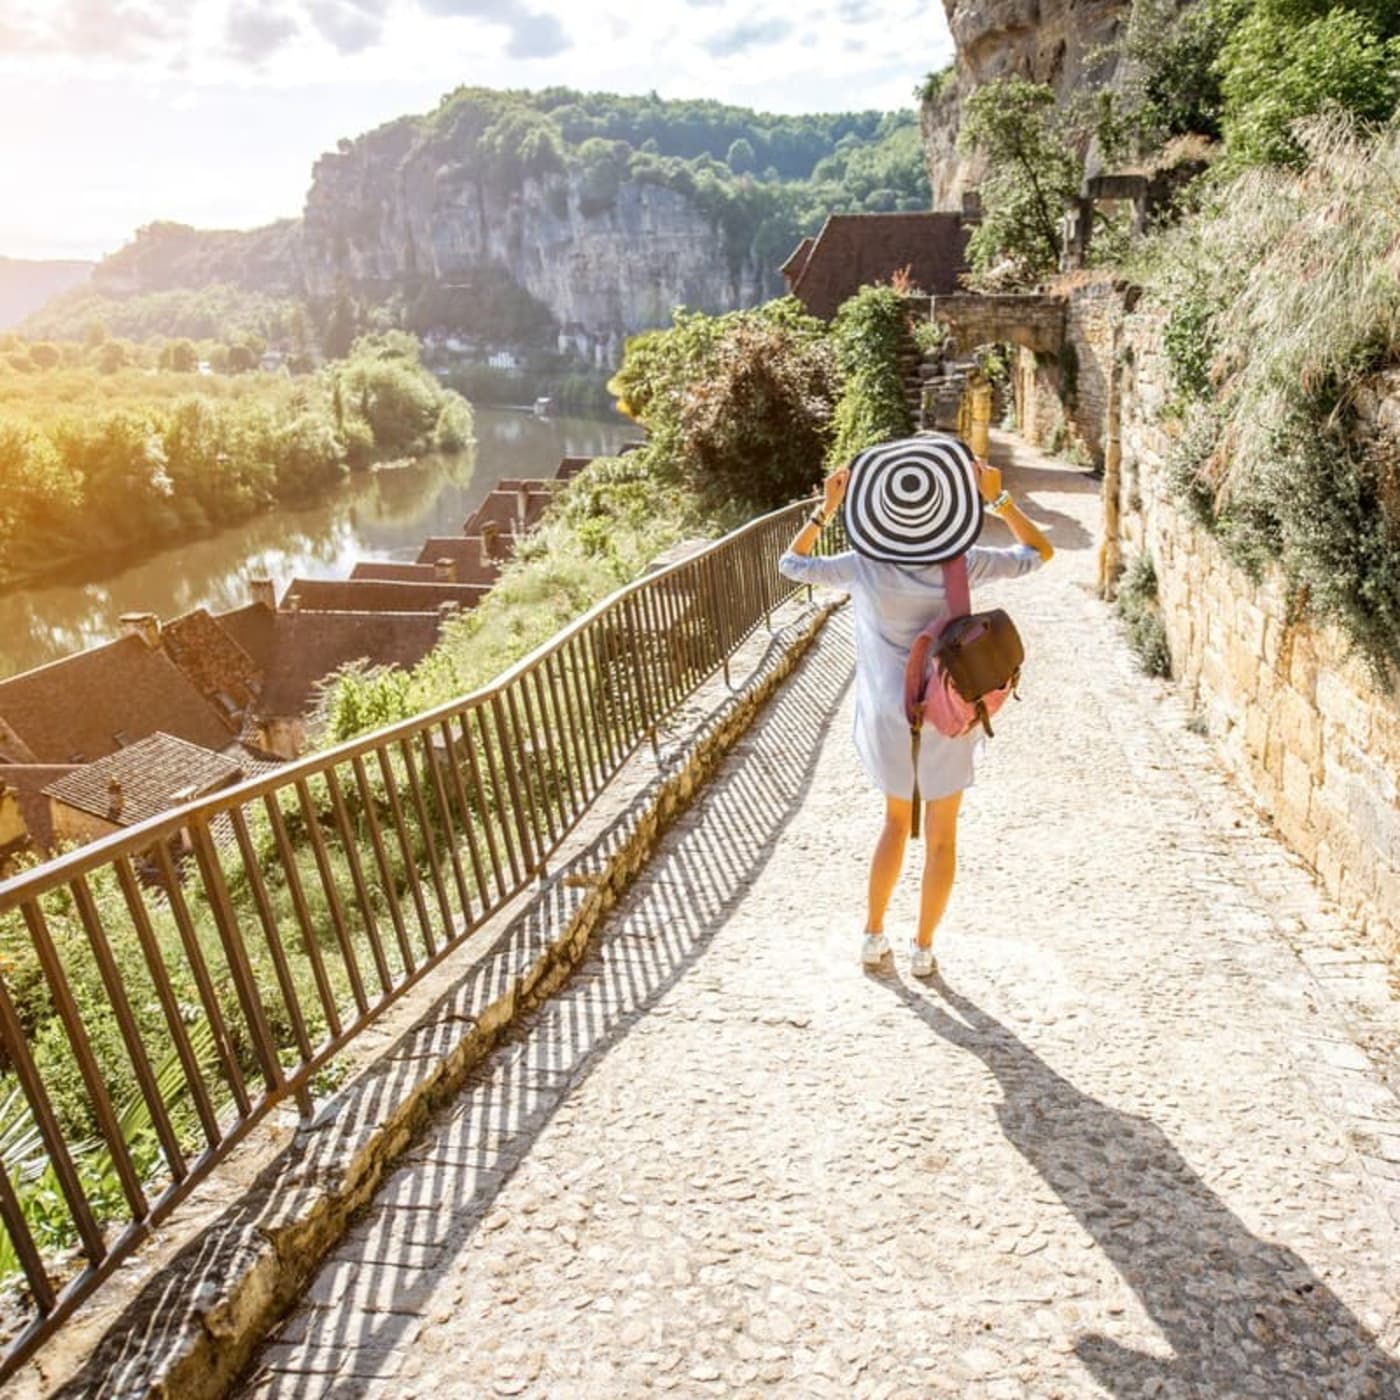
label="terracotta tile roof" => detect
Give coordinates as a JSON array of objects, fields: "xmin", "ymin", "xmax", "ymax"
[
  {"xmin": 159, "ymin": 608, "xmax": 262, "ymax": 729},
  {"xmin": 0, "ymin": 764, "xmax": 79, "ymax": 852},
  {"xmin": 217, "ymin": 603, "xmax": 277, "ymax": 675},
  {"xmin": 413, "ymin": 537, "xmax": 501, "ymax": 586},
  {"xmin": 461, "ymin": 488, "xmax": 553, "ymax": 537},
  {"xmin": 42, "ymin": 732, "xmax": 244, "ymax": 828},
  {"xmin": 493, "ymin": 477, "xmax": 554, "ymax": 492},
  {"xmin": 255, "ymin": 611, "xmax": 444, "ymax": 716},
  {"xmin": 0, "ymin": 635, "xmax": 237, "ymax": 764},
  {"xmin": 780, "ymin": 236, "xmax": 815, "ymax": 278},
  {"xmin": 280, "ymin": 578, "xmax": 489, "ymax": 614},
  {"xmin": 785, "ymin": 213, "xmax": 971, "ymax": 321},
  {"xmin": 350, "ymin": 561, "xmax": 441, "ymax": 583}
]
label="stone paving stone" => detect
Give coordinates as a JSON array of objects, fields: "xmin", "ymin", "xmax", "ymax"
[{"xmin": 236, "ymin": 439, "xmax": 1400, "ymax": 1399}]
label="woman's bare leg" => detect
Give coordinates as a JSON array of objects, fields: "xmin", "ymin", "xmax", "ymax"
[
  {"xmin": 916, "ymin": 791, "xmax": 963, "ymax": 947},
  {"xmin": 866, "ymin": 795, "xmax": 912, "ymax": 934}
]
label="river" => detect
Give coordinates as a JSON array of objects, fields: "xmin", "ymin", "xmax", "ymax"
[{"xmin": 0, "ymin": 407, "xmax": 638, "ymax": 681}]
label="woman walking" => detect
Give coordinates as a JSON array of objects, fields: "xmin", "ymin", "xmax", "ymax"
[{"xmin": 778, "ymin": 434, "xmax": 1054, "ymax": 976}]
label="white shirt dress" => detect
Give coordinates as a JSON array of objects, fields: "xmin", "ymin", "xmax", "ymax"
[{"xmin": 778, "ymin": 544, "xmax": 1045, "ymax": 801}]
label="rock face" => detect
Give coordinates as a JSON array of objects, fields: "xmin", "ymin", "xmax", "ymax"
[
  {"xmin": 923, "ymin": 0, "xmax": 1131, "ymax": 204},
  {"xmin": 301, "ymin": 122, "xmax": 767, "ymax": 337}
]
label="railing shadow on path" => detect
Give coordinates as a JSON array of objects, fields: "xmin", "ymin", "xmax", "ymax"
[
  {"xmin": 879, "ymin": 972, "xmax": 1400, "ymax": 1398},
  {"xmin": 234, "ymin": 619, "xmax": 857, "ymax": 1397}
]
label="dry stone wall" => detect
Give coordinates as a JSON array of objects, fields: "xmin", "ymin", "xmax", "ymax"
[{"xmin": 1116, "ymin": 311, "xmax": 1400, "ymax": 958}]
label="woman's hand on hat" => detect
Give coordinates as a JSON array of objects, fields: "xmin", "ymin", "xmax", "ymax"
[
  {"xmin": 974, "ymin": 459, "xmax": 1002, "ymax": 503},
  {"xmin": 821, "ymin": 468, "xmax": 850, "ymax": 516}
]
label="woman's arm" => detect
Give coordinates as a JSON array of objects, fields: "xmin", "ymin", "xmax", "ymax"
[
  {"xmin": 975, "ymin": 461, "xmax": 1054, "ymax": 562},
  {"xmin": 788, "ymin": 467, "xmax": 850, "ymax": 557}
]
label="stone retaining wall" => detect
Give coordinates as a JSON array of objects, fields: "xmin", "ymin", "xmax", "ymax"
[
  {"xmin": 1117, "ymin": 310, "xmax": 1400, "ymax": 958},
  {"xmin": 1011, "ymin": 274, "xmax": 1127, "ymax": 468}
]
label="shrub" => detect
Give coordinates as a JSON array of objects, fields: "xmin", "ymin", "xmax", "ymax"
[
  {"xmin": 1218, "ymin": 2, "xmax": 1400, "ymax": 168},
  {"xmin": 1116, "ymin": 554, "xmax": 1173, "ymax": 676},
  {"xmin": 827, "ymin": 285, "xmax": 912, "ymax": 466},
  {"xmin": 609, "ymin": 299, "xmax": 837, "ymax": 511}
]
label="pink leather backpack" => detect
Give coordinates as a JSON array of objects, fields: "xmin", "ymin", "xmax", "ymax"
[{"xmin": 902, "ymin": 553, "xmax": 1024, "ymax": 834}]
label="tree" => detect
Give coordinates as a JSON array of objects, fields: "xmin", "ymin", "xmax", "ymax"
[
  {"xmin": 726, "ymin": 137, "xmax": 756, "ymax": 174},
  {"xmin": 159, "ymin": 338, "xmax": 198, "ymax": 372},
  {"xmin": 227, "ymin": 343, "xmax": 257, "ymax": 373},
  {"xmin": 28, "ymin": 342, "xmax": 61, "ymax": 370},
  {"xmin": 958, "ymin": 78, "xmax": 1082, "ymax": 286}
]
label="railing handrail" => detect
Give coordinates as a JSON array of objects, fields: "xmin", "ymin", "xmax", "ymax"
[{"xmin": 0, "ymin": 499, "xmax": 811, "ymax": 913}]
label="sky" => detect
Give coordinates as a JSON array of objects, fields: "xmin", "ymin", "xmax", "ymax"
[{"xmin": 0, "ymin": 0, "xmax": 953, "ymax": 262}]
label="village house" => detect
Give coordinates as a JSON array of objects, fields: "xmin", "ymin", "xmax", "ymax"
[
  {"xmin": 41, "ymin": 732, "xmax": 249, "ymax": 848},
  {"xmin": 0, "ymin": 614, "xmax": 238, "ymax": 766},
  {"xmin": 781, "ymin": 211, "xmax": 972, "ymax": 320}
]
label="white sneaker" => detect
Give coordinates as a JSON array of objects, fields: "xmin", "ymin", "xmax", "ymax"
[
  {"xmin": 860, "ymin": 933, "xmax": 891, "ymax": 968},
  {"xmin": 908, "ymin": 940, "xmax": 937, "ymax": 978}
]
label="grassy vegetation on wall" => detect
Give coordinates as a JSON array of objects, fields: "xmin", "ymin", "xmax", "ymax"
[{"xmin": 1142, "ymin": 117, "xmax": 1400, "ymax": 680}]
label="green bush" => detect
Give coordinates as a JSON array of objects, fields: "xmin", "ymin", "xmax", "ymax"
[
  {"xmin": 609, "ymin": 299, "xmax": 837, "ymax": 511},
  {"xmin": 827, "ymin": 285, "xmax": 912, "ymax": 466},
  {"xmin": 1219, "ymin": 2, "xmax": 1400, "ymax": 167},
  {"xmin": 1116, "ymin": 554, "xmax": 1173, "ymax": 676}
]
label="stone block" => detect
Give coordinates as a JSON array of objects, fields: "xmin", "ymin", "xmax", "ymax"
[
  {"xmin": 1278, "ymin": 751, "xmax": 1315, "ymax": 847},
  {"xmin": 1315, "ymin": 669, "xmax": 1373, "ymax": 748}
]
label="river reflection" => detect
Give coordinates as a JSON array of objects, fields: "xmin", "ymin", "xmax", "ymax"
[{"xmin": 0, "ymin": 407, "xmax": 637, "ymax": 679}]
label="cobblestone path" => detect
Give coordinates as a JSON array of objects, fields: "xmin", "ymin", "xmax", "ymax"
[{"xmin": 241, "ymin": 438, "xmax": 1400, "ymax": 1399}]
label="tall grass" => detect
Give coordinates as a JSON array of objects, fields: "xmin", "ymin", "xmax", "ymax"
[{"xmin": 1142, "ymin": 115, "xmax": 1400, "ymax": 678}]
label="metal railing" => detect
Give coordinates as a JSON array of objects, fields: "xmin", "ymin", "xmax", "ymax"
[{"xmin": 0, "ymin": 498, "xmax": 839, "ymax": 1377}]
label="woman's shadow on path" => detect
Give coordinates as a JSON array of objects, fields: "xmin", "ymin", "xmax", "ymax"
[{"xmin": 882, "ymin": 973, "xmax": 1400, "ymax": 1398}]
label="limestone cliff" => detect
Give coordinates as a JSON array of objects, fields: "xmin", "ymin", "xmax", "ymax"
[
  {"xmin": 300, "ymin": 118, "xmax": 768, "ymax": 341},
  {"xmin": 923, "ymin": 0, "xmax": 1130, "ymax": 204}
]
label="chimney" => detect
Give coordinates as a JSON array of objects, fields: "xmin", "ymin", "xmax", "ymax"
[
  {"xmin": 107, "ymin": 776, "xmax": 124, "ymax": 819},
  {"xmin": 119, "ymin": 612, "xmax": 161, "ymax": 649},
  {"xmin": 438, "ymin": 600, "xmax": 460, "ymax": 619},
  {"xmin": 434, "ymin": 557, "xmax": 457, "ymax": 583},
  {"xmin": 516, "ymin": 483, "xmax": 530, "ymax": 526},
  {"xmin": 249, "ymin": 577, "xmax": 276, "ymax": 610},
  {"xmin": 285, "ymin": 593, "xmax": 301, "ymax": 615}
]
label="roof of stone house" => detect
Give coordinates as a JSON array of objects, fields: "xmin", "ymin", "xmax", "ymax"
[
  {"xmin": 349, "ymin": 561, "xmax": 440, "ymax": 583},
  {"xmin": 780, "ymin": 236, "xmax": 815, "ymax": 279},
  {"xmin": 216, "ymin": 603, "xmax": 278, "ymax": 676},
  {"xmin": 0, "ymin": 635, "xmax": 238, "ymax": 764},
  {"xmin": 413, "ymin": 537, "xmax": 501, "ymax": 585},
  {"xmin": 159, "ymin": 608, "xmax": 263, "ymax": 727},
  {"xmin": 493, "ymin": 477, "xmax": 554, "ymax": 493},
  {"xmin": 279, "ymin": 577, "xmax": 489, "ymax": 614},
  {"xmin": 0, "ymin": 764, "xmax": 80, "ymax": 852},
  {"xmin": 252, "ymin": 610, "xmax": 444, "ymax": 716},
  {"xmin": 460, "ymin": 488, "xmax": 553, "ymax": 537},
  {"xmin": 556, "ymin": 456, "xmax": 593, "ymax": 480},
  {"xmin": 41, "ymin": 732, "xmax": 245, "ymax": 828},
  {"xmin": 786, "ymin": 212, "xmax": 970, "ymax": 321}
]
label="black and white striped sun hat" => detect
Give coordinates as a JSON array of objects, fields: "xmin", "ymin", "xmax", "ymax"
[{"xmin": 844, "ymin": 432, "xmax": 983, "ymax": 565}]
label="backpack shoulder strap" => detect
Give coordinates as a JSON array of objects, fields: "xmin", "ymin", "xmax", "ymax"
[
  {"xmin": 939, "ymin": 552, "xmax": 972, "ymax": 629},
  {"xmin": 903, "ymin": 622, "xmax": 940, "ymax": 726}
]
